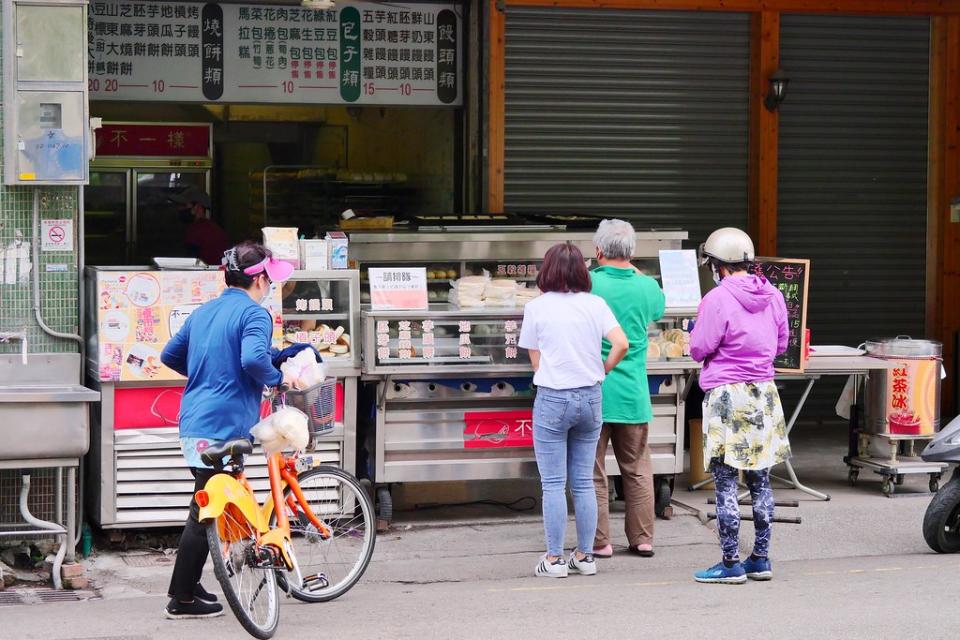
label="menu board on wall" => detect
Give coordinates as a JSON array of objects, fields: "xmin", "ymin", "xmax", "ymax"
[
  {"xmin": 87, "ymin": 1, "xmax": 461, "ymax": 106},
  {"xmin": 96, "ymin": 270, "xmax": 283, "ymax": 382},
  {"xmin": 751, "ymin": 258, "xmax": 810, "ymax": 373}
]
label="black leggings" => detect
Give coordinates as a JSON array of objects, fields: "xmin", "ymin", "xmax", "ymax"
[{"xmin": 168, "ymin": 467, "xmax": 217, "ymax": 602}]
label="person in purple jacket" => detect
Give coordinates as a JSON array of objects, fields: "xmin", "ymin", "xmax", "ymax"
[{"xmin": 689, "ymin": 227, "xmax": 791, "ymax": 585}]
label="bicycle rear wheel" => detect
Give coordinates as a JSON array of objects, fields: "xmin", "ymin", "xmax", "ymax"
[
  {"xmin": 271, "ymin": 465, "xmax": 375, "ymax": 602},
  {"xmin": 206, "ymin": 507, "xmax": 280, "ymax": 639}
]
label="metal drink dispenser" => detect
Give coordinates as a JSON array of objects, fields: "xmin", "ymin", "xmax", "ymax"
[{"xmin": 865, "ymin": 337, "xmax": 942, "ymax": 436}]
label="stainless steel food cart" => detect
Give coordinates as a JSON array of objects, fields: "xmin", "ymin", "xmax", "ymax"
[
  {"xmin": 84, "ymin": 267, "xmax": 360, "ymax": 528},
  {"xmin": 351, "ymin": 229, "xmax": 697, "ymax": 524}
]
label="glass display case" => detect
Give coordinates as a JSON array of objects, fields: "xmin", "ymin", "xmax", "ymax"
[
  {"xmin": 281, "ymin": 270, "xmax": 361, "ymax": 374},
  {"xmin": 362, "ymin": 307, "xmax": 528, "ymax": 375},
  {"xmin": 350, "ymin": 229, "xmax": 688, "ymax": 307}
]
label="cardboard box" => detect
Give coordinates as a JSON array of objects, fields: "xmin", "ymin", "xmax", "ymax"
[
  {"xmin": 262, "ymin": 227, "xmax": 299, "ymax": 267},
  {"xmin": 326, "ymin": 231, "xmax": 349, "ymax": 269},
  {"xmin": 300, "ymin": 239, "xmax": 329, "ymax": 270},
  {"xmin": 687, "ymin": 419, "xmax": 711, "ymax": 489}
]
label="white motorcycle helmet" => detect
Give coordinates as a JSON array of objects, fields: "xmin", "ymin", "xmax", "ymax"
[
  {"xmin": 699, "ymin": 227, "xmax": 755, "ymax": 265},
  {"xmin": 698, "ymin": 227, "xmax": 755, "ymax": 284}
]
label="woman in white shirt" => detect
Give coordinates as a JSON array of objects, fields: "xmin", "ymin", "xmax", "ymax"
[{"xmin": 519, "ymin": 242, "xmax": 629, "ymax": 578}]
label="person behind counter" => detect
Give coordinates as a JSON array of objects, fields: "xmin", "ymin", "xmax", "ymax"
[
  {"xmin": 589, "ymin": 219, "xmax": 666, "ymax": 559},
  {"xmin": 160, "ymin": 241, "xmax": 295, "ymax": 619},
  {"xmin": 518, "ymin": 242, "xmax": 629, "ymax": 578},
  {"xmin": 689, "ymin": 227, "xmax": 791, "ymax": 585},
  {"xmin": 170, "ymin": 187, "xmax": 230, "ymax": 266}
]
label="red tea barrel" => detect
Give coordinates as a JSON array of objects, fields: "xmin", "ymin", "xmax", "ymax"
[{"xmin": 865, "ymin": 337, "xmax": 942, "ymax": 436}]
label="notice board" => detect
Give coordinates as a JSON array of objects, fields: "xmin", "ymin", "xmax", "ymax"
[{"xmin": 750, "ymin": 258, "xmax": 810, "ymax": 373}]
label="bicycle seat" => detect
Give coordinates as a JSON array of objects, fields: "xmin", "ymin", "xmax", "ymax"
[{"xmin": 201, "ymin": 439, "xmax": 253, "ymax": 468}]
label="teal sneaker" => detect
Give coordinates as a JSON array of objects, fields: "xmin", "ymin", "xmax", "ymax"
[
  {"xmin": 694, "ymin": 561, "xmax": 747, "ymax": 584},
  {"xmin": 742, "ymin": 556, "xmax": 773, "ymax": 581}
]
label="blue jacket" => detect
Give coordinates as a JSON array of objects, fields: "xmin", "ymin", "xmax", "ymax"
[{"xmin": 161, "ymin": 288, "xmax": 282, "ymax": 441}]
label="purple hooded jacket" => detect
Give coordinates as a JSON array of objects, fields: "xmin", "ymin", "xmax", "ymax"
[{"xmin": 690, "ymin": 274, "xmax": 789, "ymax": 391}]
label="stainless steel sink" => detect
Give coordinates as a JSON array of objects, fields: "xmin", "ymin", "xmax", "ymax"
[
  {"xmin": 0, "ymin": 355, "xmax": 99, "ymax": 461},
  {"xmin": 0, "ymin": 385, "xmax": 99, "ymax": 403}
]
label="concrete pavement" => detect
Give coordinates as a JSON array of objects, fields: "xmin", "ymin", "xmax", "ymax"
[{"xmin": 3, "ymin": 423, "xmax": 959, "ymax": 639}]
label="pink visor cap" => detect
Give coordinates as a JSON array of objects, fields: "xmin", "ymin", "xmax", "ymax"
[{"xmin": 243, "ymin": 257, "xmax": 294, "ymax": 282}]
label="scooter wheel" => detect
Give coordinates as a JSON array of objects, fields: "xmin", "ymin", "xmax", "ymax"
[{"xmin": 922, "ymin": 477, "xmax": 960, "ymax": 553}]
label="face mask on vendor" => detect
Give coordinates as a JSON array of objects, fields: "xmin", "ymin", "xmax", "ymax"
[{"xmin": 253, "ymin": 273, "xmax": 272, "ymax": 304}]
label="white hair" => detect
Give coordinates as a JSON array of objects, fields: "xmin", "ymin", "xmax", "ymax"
[{"xmin": 593, "ymin": 219, "xmax": 636, "ymax": 260}]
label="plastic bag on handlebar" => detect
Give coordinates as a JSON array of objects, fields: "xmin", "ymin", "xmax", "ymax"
[
  {"xmin": 250, "ymin": 406, "xmax": 310, "ymax": 456},
  {"xmin": 272, "ymin": 343, "xmax": 323, "ymax": 369},
  {"xmin": 280, "ymin": 348, "xmax": 326, "ymax": 390}
]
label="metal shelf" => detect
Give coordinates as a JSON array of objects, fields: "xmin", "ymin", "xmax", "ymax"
[{"xmin": 282, "ymin": 313, "xmax": 349, "ymax": 321}]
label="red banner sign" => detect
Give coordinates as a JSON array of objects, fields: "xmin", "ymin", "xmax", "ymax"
[
  {"xmin": 114, "ymin": 386, "xmax": 184, "ymax": 429},
  {"xmin": 115, "ymin": 381, "xmax": 345, "ymax": 430},
  {"xmin": 463, "ymin": 410, "xmax": 533, "ymax": 449},
  {"xmin": 95, "ymin": 123, "xmax": 211, "ymax": 158}
]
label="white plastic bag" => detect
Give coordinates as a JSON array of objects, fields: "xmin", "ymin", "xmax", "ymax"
[
  {"xmin": 280, "ymin": 349, "xmax": 326, "ymax": 390},
  {"xmin": 449, "ymin": 271, "xmax": 490, "ymax": 308},
  {"xmin": 250, "ymin": 406, "xmax": 310, "ymax": 456}
]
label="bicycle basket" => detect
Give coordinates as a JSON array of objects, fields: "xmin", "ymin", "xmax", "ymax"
[{"xmin": 277, "ymin": 377, "xmax": 337, "ymax": 436}]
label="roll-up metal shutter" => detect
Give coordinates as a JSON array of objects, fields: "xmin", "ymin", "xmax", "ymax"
[
  {"xmin": 503, "ymin": 8, "xmax": 750, "ymax": 244},
  {"xmin": 778, "ymin": 15, "xmax": 930, "ymax": 420}
]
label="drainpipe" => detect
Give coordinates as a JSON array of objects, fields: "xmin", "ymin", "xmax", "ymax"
[
  {"xmin": 32, "ymin": 188, "xmax": 87, "ymax": 547},
  {"xmin": 19, "ymin": 475, "xmax": 67, "ymax": 590}
]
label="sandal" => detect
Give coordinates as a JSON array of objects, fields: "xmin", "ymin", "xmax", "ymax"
[
  {"xmin": 629, "ymin": 545, "xmax": 655, "ymax": 557},
  {"xmin": 593, "ymin": 544, "xmax": 613, "ymax": 558}
]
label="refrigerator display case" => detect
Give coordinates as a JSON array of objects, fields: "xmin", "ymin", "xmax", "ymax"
[
  {"xmin": 84, "ymin": 267, "xmax": 359, "ymax": 528},
  {"xmin": 85, "ymin": 122, "xmax": 212, "ymax": 266}
]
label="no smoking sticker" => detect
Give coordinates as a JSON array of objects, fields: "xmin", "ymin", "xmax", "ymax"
[{"xmin": 41, "ymin": 219, "xmax": 73, "ymax": 252}]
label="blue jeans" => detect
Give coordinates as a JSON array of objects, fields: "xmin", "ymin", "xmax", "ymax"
[{"xmin": 533, "ymin": 384, "xmax": 603, "ymax": 557}]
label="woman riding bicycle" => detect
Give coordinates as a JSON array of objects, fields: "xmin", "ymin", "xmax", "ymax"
[{"xmin": 161, "ymin": 241, "xmax": 294, "ymax": 620}]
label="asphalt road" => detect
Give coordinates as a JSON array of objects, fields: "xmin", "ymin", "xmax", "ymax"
[{"xmin": 3, "ymin": 550, "xmax": 958, "ymax": 640}]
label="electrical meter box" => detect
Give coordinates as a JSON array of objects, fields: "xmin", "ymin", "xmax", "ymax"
[{"xmin": 2, "ymin": 0, "xmax": 88, "ymax": 185}]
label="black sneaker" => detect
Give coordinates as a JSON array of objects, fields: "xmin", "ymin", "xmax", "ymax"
[
  {"xmin": 164, "ymin": 598, "xmax": 224, "ymax": 619},
  {"xmin": 167, "ymin": 582, "xmax": 218, "ymax": 604}
]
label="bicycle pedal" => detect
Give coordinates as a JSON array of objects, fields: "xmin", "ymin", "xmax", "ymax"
[{"xmin": 302, "ymin": 573, "xmax": 329, "ymax": 592}]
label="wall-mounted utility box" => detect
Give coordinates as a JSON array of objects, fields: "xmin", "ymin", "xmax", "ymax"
[{"xmin": 2, "ymin": 0, "xmax": 88, "ymax": 185}]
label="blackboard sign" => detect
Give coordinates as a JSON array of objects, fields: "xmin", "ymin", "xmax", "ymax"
[{"xmin": 750, "ymin": 257, "xmax": 810, "ymax": 373}]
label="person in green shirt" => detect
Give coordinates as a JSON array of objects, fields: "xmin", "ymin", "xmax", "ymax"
[{"xmin": 590, "ymin": 219, "xmax": 666, "ymax": 558}]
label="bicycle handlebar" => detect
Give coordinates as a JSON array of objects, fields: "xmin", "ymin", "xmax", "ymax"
[{"xmin": 262, "ymin": 382, "xmax": 290, "ymax": 400}]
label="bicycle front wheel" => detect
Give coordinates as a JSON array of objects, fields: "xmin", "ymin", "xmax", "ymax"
[
  {"xmin": 206, "ymin": 509, "xmax": 280, "ymax": 639},
  {"xmin": 272, "ymin": 465, "xmax": 376, "ymax": 602}
]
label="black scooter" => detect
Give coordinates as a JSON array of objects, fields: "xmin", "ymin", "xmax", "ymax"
[{"xmin": 920, "ymin": 414, "xmax": 960, "ymax": 552}]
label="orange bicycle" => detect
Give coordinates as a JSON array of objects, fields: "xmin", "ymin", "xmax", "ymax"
[{"xmin": 196, "ymin": 384, "xmax": 375, "ymax": 639}]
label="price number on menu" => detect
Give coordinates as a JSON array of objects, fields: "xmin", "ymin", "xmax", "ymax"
[
  {"xmin": 363, "ymin": 83, "xmax": 413, "ymax": 96},
  {"xmin": 89, "ymin": 78, "xmax": 119, "ymax": 93}
]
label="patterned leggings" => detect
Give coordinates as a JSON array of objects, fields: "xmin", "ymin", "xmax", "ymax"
[{"xmin": 712, "ymin": 458, "xmax": 774, "ymax": 561}]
